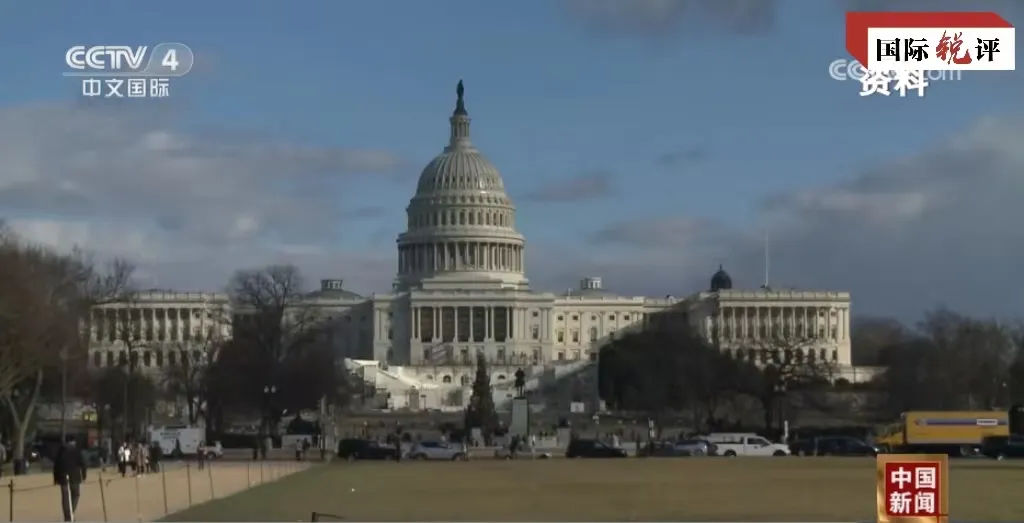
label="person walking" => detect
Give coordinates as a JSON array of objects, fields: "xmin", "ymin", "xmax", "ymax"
[
  {"xmin": 134, "ymin": 441, "xmax": 146, "ymax": 476},
  {"xmin": 197, "ymin": 441, "xmax": 207, "ymax": 471},
  {"xmin": 117, "ymin": 442, "xmax": 130, "ymax": 477},
  {"xmin": 52, "ymin": 435, "xmax": 87, "ymax": 522},
  {"xmin": 149, "ymin": 441, "xmax": 162, "ymax": 473}
]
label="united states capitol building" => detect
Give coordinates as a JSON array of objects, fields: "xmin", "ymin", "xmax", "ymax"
[{"xmin": 87, "ymin": 83, "xmax": 868, "ymax": 413}]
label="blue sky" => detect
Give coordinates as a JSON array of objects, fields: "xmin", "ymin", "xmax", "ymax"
[{"xmin": 0, "ymin": 0, "xmax": 1021, "ymax": 320}]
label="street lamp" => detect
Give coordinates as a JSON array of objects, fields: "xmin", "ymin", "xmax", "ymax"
[
  {"xmin": 262, "ymin": 385, "xmax": 277, "ymax": 433},
  {"xmin": 774, "ymin": 381, "xmax": 788, "ymax": 436},
  {"xmin": 120, "ymin": 348, "xmax": 139, "ymax": 440},
  {"xmin": 260, "ymin": 385, "xmax": 277, "ymax": 460}
]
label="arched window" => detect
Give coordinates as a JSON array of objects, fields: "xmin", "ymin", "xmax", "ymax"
[
  {"xmin": 442, "ymin": 375, "xmax": 452, "ymax": 384},
  {"xmin": 497, "ymin": 374, "xmax": 506, "ymax": 381}
]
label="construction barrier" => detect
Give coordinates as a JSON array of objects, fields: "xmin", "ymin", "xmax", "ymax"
[{"xmin": 0, "ymin": 460, "xmax": 311, "ymax": 522}]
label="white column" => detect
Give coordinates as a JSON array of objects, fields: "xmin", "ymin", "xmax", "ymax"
[
  {"xmin": 469, "ymin": 307, "xmax": 474, "ymax": 340},
  {"xmin": 506, "ymin": 306, "xmax": 512, "ymax": 339}
]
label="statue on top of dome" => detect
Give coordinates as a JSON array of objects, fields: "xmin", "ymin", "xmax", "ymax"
[{"xmin": 454, "ymin": 80, "xmax": 467, "ymax": 115}]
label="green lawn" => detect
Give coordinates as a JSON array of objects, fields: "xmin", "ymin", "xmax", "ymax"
[{"xmin": 165, "ymin": 458, "xmax": 1024, "ymax": 521}]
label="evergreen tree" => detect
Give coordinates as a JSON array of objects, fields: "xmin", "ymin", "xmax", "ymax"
[{"xmin": 464, "ymin": 352, "xmax": 498, "ymax": 433}]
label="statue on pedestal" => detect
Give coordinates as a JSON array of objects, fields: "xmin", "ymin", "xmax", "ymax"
[{"xmin": 514, "ymin": 368, "xmax": 526, "ymax": 398}]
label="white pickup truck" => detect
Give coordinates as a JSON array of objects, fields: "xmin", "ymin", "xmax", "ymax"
[{"xmin": 704, "ymin": 432, "xmax": 790, "ymax": 457}]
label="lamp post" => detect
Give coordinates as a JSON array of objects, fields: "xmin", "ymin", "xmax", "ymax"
[
  {"xmin": 261, "ymin": 385, "xmax": 276, "ymax": 460},
  {"xmin": 774, "ymin": 381, "xmax": 788, "ymax": 437},
  {"xmin": 120, "ymin": 349, "xmax": 138, "ymax": 440}
]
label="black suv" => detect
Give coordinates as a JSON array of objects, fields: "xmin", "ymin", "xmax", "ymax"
[
  {"xmin": 566, "ymin": 438, "xmax": 628, "ymax": 458},
  {"xmin": 788, "ymin": 436, "xmax": 878, "ymax": 457},
  {"xmin": 982, "ymin": 435, "xmax": 1024, "ymax": 460},
  {"xmin": 337, "ymin": 438, "xmax": 396, "ymax": 460}
]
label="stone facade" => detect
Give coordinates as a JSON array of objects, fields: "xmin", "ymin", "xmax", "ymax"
[{"xmin": 85, "ymin": 83, "xmax": 867, "ymax": 410}]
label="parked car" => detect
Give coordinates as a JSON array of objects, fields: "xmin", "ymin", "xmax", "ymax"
[
  {"xmin": 337, "ymin": 438, "xmax": 396, "ymax": 460},
  {"xmin": 981, "ymin": 435, "xmax": 1024, "ymax": 460},
  {"xmin": 566, "ymin": 438, "xmax": 628, "ymax": 458},
  {"xmin": 641, "ymin": 440, "xmax": 716, "ymax": 457},
  {"xmin": 199, "ymin": 441, "xmax": 224, "ymax": 459},
  {"xmin": 407, "ymin": 441, "xmax": 467, "ymax": 461},
  {"xmin": 494, "ymin": 442, "xmax": 551, "ymax": 460},
  {"xmin": 788, "ymin": 436, "xmax": 878, "ymax": 457},
  {"xmin": 703, "ymin": 433, "xmax": 790, "ymax": 457}
]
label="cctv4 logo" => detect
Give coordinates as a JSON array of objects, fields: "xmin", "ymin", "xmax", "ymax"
[{"xmin": 65, "ymin": 46, "xmax": 181, "ymax": 73}]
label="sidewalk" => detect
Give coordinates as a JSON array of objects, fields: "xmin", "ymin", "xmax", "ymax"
[{"xmin": 0, "ymin": 460, "xmax": 310, "ymax": 522}]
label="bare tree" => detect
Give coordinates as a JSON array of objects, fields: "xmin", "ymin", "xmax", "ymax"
[
  {"xmin": 877, "ymin": 309, "xmax": 1016, "ymax": 415},
  {"xmin": 0, "ymin": 230, "xmax": 133, "ymax": 471},
  {"xmin": 223, "ymin": 265, "xmax": 342, "ymax": 433},
  {"xmin": 730, "ymin": 336, "xmax": 838, "ymax": 432},
  {"xmin": 104, "ymin": 293, "xmax": 152, "ymax": 439},
  {"xmin": 162, "ymin": 335, "xmax": 224, "ymax": 425}
]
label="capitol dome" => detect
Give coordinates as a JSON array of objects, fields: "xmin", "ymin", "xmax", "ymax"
[{"xmin": 395, "ymin": 81, "xmax": 528, "ymax": 291}]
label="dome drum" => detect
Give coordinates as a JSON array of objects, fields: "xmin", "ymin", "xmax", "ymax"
[{"xmin": 398, "ymin": 240, "xmax": 525, "ymax": 278}]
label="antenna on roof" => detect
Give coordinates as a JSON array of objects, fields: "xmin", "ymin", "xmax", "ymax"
[{"xmin": 763, "ymin": 228, "xmax": 770, "ymax": 290}]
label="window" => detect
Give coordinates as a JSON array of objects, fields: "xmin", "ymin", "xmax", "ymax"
[
  {"xmin": 532, "ymin": 311, "xmax": 539, "ymax": 317},
  {"xmin": 557, "ymin": 330, "xmax": 564, "ymax": 343},
  {"xmin": 105, "ymin": 351, "xmax": 113, "ymax": 367},
  {"xmin": 589, "ymin": 327, "xmax": 598, "ymax": 342},
  {"xmin": 609, "ymin": 315, "xmax": 616, "ymax": 321},
  {"xmin": 92, "ymin": 351, "xmax": 102, "ymax": 367},
  {"xmin": 819, "ymin": 348, "xmax": 827, "ymax": 360},
  {"xmin": 591, "ymin": 315, "xmax": 597, "ymax": 321},
  {"xmin": 531, "ymin": 325, "xmax": 539, "ymax": 340},
  {"xmin": 388, "ymin": 328, "xmax": 393, "ymax": 340},
  {"xmin": 557, "ymin": 351, "xmax": 565, "ymax": 361},
  {"xmin": 557, "ymin": 315, "xmax": 564, "ymax": 321},
  {"xmin": 443, "ymin": 375, "xmax": 452, "ymax": 384},
  {"xmin": 572, "ymin": 315, "xmax": 578, "ymax": 321},
  {"xmin": 497, "ymin": 374, "xmax": 506, "ymax": 381},
  {"xmin": 831, "ymin": 350, "xmax": 838, "ymax": 361},
  {"xmin": 572, "ymin": 330, "xmax": 579, "ymax": 343},
  {"xmin": 168, "ymin": 351, "xmax": 177, "ymax": 366},
  {"xmin": 156, "ymin": 351, "xmax": 164, "ymax": 367},
  {"xmin": 497, "ymin": 348, "xmax": 506, "ymax": 362},
  {"xmin": 623, "ymin": 314, "xmax": 630, "ymax": 321},
  {"xmin": 589, "ymin": 352, "xmax": 598, "ymax": 361},
  {"xmin": 532, "ymin": 348, "xmax": 541, "ymax": 364},
  {"xmin": 572, "ymin": 350, "xmax": 580, "ymax": 360},
  {"xmin": 460, "ymin": 375, "xmax": 471, "ymax": 386},
  {"xmin": 831, "ymin": 327, "xmax": 838, "ymax": 339}
]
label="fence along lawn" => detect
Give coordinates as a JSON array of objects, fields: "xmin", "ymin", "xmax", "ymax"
[{"xmin": 1, "ymin": 460, "xmax": 309, "ymax": 522}]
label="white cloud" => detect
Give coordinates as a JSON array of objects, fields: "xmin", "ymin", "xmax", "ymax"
[
  {"xmin": 573, "ymin": 116, "xmax": 1024, "ymax": 319},
  {"xmin": 5, "ymin": 102, "xmax": 1022, "ymax": 320},
  {"xmin": 0, "ymin": 103, "xmax": 403, "ymax": 293}
]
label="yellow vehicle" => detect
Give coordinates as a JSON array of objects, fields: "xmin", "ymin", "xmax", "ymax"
[{"xmin": 875, "ymin": 410, "xmax": 1009, "ymax": 455}]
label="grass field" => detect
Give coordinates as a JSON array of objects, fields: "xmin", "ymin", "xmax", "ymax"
[{"xmin": 166, "ymin": 458, "xmax": 1024, "ymax": 522}]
